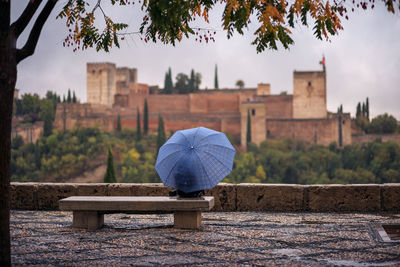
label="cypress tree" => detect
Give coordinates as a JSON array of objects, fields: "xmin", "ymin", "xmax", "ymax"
[
  {"xmin": 156, "ymin": 114, "xmax": 166, "ymax": 154},
  {"xmin": 62, "ymin": 95, "xmax": 66, "ymax": 103},
  {"xmin": 34, "ymin": 141, "xmax": 41, "ymax": 169},
  {"xmin": 356, "ymin": 103, "xmax": 361, "ymax": 119},
  {"xmin": 214, "ymin": 64, "xmax": 219, "ymax": 89},
  {"xmin": 189, "ymin": 69, "xmax": 195, "ymax": 93},
  {"xmin": 67, "ymin": 89, "xmax": 71, "ymax": 103},
  {"xmin": 164, "ymin": 67, "xmax": 173, "ymax": 94},
  {"xmin": 246, "ymin": 109, "xmax": 251, "ymax": 144},
  {"xmin": 362, "ymin": 102, "xmax": 366, "ymax": 117},
  {"xmin": 144, "ymin": 99, "xmax": 148, "ymax": 135},
  {"xmin": 366, "ymin": 97, "xmax": 370, "ymax": 121},
  {"xmin": 163, "ymin": 72, "xmax": 168, "ymax": 93},
  {"xmin": 104, "ymin": 147, "xmax": 116, "ymax": 183},
  {"xmin": 168, "ymin": 67, "xmax": 173, "ymax": 93},
  {"xmin": 117, "ymin": 114, "xmax": 121, "ymax": 132},
  {"xmin": 136, "ymin": 107, "xmax": 142, "ymax": 141},
  {"xmin": 43, "ymin": 116, "xmax": 53, "ymax": 137},
  {"xmin": 72, "ymin": 91, "xmax": 77, "ymax": 103}
]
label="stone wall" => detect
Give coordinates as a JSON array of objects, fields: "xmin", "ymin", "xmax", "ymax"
[
  {"xmin": 352, "ymin": 134, "xmax": 400, "ymax": 146},
  {"xmin": 12, "ymin": 121, "xmax": 43, "ymax": 144},
  {"xmin": 266, "ymin": 113, "xmax": 352, "ymax": 146},
  {"xmin": 10, "ymin": 183, "xmax": 400, "ymax": 212},
  {"xmin": 263, "ymin": 95, "xmax": 293, "ymax": 119}
]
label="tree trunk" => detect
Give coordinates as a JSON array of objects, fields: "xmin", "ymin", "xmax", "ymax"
[{"xmin": 0, "ymin": 1, "xmax": 15, "ymax": 265}]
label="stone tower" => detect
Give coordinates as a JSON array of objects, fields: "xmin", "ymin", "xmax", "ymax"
[
  {"xmin": 87, "ymin": 63, "xmax": 116, "ymax": 106},
  {"xmin": 292, "ymin": 67, "xmax": 327, "ymax": 119},
  {"xmin": 116, "ymin": 67, "xmax": 138, "ymax": 95}
]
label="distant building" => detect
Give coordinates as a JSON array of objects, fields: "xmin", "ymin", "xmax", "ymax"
[{"xmin": 55, "ymin": 61, "xmax": 352, "ymax": 148}]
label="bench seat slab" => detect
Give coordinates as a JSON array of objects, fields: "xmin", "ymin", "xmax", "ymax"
[{"xmin": 60, "ymin": 196, "xmax": 214, "ymax": 212}]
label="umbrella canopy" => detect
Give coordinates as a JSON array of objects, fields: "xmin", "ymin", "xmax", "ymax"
[{"xmin": 155, "ymin": 127, "xmax": 236, "ymax": 192}]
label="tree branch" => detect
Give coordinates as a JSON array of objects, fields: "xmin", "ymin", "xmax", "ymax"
[
  {"xmin": 16, "ymin": 0, "xmax": 58, "ymax": 64},
  {"xmin": 10, "ymin": 0, "xmax": 43, "ymax": 39}
]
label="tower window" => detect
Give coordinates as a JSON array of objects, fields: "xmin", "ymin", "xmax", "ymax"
[
  {"xmin": 308, "ymin": 81, "xmax": 312, "ymax": 87},
  {"xmin": 252, "ymin": 109, "xmax": 255, "ymax": 116}
]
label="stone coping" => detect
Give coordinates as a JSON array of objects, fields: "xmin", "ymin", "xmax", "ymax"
[{"xmin": 10, "ymin": 182, "xmax": 400, "ymax": 212}]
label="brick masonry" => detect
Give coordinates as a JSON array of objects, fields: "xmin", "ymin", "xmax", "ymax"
[{"xmin": 10, "ymin": 183, "xmax": 400, "ymax": 212}]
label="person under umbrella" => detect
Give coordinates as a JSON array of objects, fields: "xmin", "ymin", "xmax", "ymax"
[{"xmin": 155, "ymin": 127, "xmax": 236, "ymax": 198}]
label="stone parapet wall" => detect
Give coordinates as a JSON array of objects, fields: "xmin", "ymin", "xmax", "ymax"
[
  {"xmin": 10, "ymin": 183, "xmax": 400, "ymax": 212},
  {"xmin": 352, "ymin": 134, "xmax": 400, "ymax": 146}
]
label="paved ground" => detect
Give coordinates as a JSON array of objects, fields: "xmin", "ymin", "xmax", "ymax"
[{"xmin": 11, "ymin": 210, "xmax": 400, "ymax": 266}]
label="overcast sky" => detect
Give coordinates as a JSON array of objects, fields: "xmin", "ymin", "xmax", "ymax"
[{"xmin": 12, "ymin": 1, "xmax": 400, "ymax": 119}]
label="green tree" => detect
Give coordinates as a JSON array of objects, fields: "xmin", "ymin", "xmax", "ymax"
[
  {"xmin": 156, "ymin": 114, "xmax": 166, "ymax": 154},
  {"xmin": 136, "ymin": 108, "xmax": 142, "ymax": 141},
  {"xmin": 21, "ymin": 93, "xmax": 41, "ymax": 122},
  {"xmin": 255, "ymin": 164, "xmax": 266, "ymax": 182},
  {"xmin": 45, "ymin": 90, "xmax": 59, "ymax": 114},
  {"xmin": 34, "ymin": 140, "xmax": 41, "ymax": 169},
  {"xmin": 104, "ymin": 147, "xmax": 116, "ymax": 183},
  {"xmin": 72, "ymin": 91, "xmax": 77, "ymax": 103},
  {"xmin": 195, "ymin": 72, "xmax": 202, "ymax": 91},
  {"xmin": 116, "ymin": 114, "xmax": 121, "ymax": 132},
  {"xmin": 143, "ymin": 99, "xmax": 148, "ymax": 135},
  {"xmin": 189, "ymin": 69, "xmax": 196, "ymax": 93},
  {"xmin": 175, "ymin": 73, "xmax": 189, "ymax": 94},
  {"xmin": 214, "ymin": 64, "xmax": 219, "ymax": 89},
  {"xmin": 356, "ymin": 102, "xmax": 361, "ymax": 119},
  {"xmin": 236, "ymin": 80, "xmax": 245, "ymax": 89},
  {"xmin": 246, "ymin": 110, "xmax": 251, "ymax": 144},
  {"xmin": 40, "ymin": 99, "xmax": 55, "ymax": 137},
  {"xmin": 366, "ymin": 97, "xmax": 370, "ymax": 121},
  {"xmin": 368, "ymin": 113, "xmax": 398, "ymax": 134},
  {"xmin": 11, "ymin": 135, "xmax": 23, "ymax": 150},
  {"xmin": 67, "ymin": 89, "xmax": 71, "ymax": 103},
  {"xmin": 164, "ymin": 68, "xmax": 173, "ymax": 94}
]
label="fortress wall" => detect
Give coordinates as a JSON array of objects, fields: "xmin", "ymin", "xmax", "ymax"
[
  {"xmin": 148, "ymin": 95, "xmax": 190, "ymax": 113},
  {"xmin": 189, "ymin": 94, "xmax": 208, "ymax": 113},
  {"xmin": 221, "ymin": 117, "xmax": 241, "ymax": 137},
  {"xmin": 342, "ymin": 114, "xmax": 352, "ymax": 146},
  {"xmin": 12, "ymin": 121, "xmax": 43, "ymax": 144},
  {"xmin": 263, "ymin": 95, "xmax": 293, "ymax": 119},
  {"xmin": 10, "ymin": 182, "xmax": 400, "ymax": 212},
  {"xmin": 352, "ymin": 134, "xmax": 400, "ymax": 146},
  {"xmin": 164, "ymin": 119, "xmax": 221, "ymax": 133},
  {"xmin": 206, "ymin": 94, "xmax": 240, "ymax": 113},
  {"xmin": 266, "ymin": 117, "xmax": 351, "ymax": 146}
]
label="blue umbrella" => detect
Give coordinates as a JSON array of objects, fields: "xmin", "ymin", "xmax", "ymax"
[{"xmin": 155, "ymin": 127, "xmax": 236, "ymax": 193}]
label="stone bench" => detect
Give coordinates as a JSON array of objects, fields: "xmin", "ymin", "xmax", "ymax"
[{"xmin": 59, "ymin": 196, "xmax": 214, "ymax": 230}]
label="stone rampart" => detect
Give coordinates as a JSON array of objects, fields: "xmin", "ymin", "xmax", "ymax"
[
  {"xmin": 352, "ymin": 134, "xmax": 400, "ymax": 146},
  {"xmin": 10, "ymin": 183, "xmax": 400, "ymax": 212}
]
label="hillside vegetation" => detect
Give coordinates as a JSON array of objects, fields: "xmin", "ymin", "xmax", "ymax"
[{"xmin": 11, "ymin": 128, "xmax": 400, "ymax": 184}]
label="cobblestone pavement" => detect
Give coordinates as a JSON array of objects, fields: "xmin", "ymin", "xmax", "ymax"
[{"xmin": 11, "ymin": 210, "xmax": 400, "ymax": 266}]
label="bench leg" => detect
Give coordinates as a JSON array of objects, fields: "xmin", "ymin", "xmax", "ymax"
[
  {"xmin": 174, "ymin": 211, "xmax": 201, "ymax": 229},
  {"xmin": 72, "ymin": 211, "xmax": 104, "ymax": 230}
]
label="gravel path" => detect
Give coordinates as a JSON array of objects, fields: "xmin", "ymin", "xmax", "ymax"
[{"xmin": 11, "ymin": 210, "xmax": 400, "ymax": 266}]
